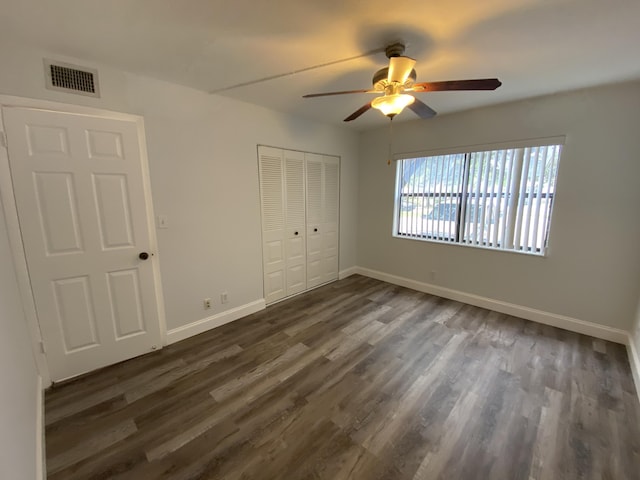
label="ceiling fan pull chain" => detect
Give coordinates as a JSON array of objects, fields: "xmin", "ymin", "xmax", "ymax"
[{"xmin": 388, "ymin": 117, "xmax": 394, "ymax": 166}]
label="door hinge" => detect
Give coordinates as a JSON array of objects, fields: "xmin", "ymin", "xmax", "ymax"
[
  {"xmin": 0, "ymin": 131, "xmax": 6, "ymax": 149},
  {"xmin": 39, "ymin": 341, "xmax": 46, "ymax": 354}
]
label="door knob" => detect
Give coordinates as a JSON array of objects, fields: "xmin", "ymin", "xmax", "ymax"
[
  {"xmin": 139, "ymin": 252, "xmax": 150, "ymax": 260},
  {"xmin": 294, "ymin": 231, "xmax": 299, "ymax": 236},
  {"xmin": 314, "ymin": 228, "xmax": 318, "ymax": 232}
]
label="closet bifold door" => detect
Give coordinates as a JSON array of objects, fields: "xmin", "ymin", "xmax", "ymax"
[
  {"xmin": 305, "ymin": 153, "xmax": 324, "ymax": 288},
  {"xmin": 322, "ymin": 155, "xmax": 340, "ymax": 283},
  {"xmin": 260, "ymin": 146, "xmax": 337, "ymax": 304},
  {"xmin": 306, "ymin": 154, "xmax": 340, "ymax": 288},
  {"xmin": 258, "ymin": 146, "xmax": 286, "ymax": 304},
  {"xmin": 283, "ymin": 150, "xmax": 306, "ymax": 296}
]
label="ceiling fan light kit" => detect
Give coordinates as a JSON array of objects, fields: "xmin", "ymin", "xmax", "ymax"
[
  {"xmin": 303, "ymin": 42, "xmax": 502, "ymax": 122},
  {"xmin": 371, "ymin": 93, "xmax": 415, "ymax": 117}
]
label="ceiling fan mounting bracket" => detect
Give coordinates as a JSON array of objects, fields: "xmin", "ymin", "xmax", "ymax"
[{"xmin": 385, "ymin": 43, "xmax": 406, "ymax": 58}]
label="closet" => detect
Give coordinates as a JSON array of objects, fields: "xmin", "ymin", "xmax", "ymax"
[{"xmin": 258, "ymin": 146, "xmax": 339, "ymax": 304}]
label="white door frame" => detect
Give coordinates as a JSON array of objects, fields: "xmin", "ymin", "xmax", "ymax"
[{"xmin": 0, "ymin": 95, "xmax": 167, "ymax": 388}]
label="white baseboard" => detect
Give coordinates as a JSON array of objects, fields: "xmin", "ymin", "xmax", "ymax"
[
  {"xmin": 627, "ymin": 334, "xmax": 640, "ymax": 403},
  {"xmin": 166, "ymin": 299, "xmax": 266, "ymax": 345},
  {"xmin": 355, "ymin": 267, "xmax": 628, "ymax": 345},
  {"xmin": 36, "ymin": 375, "xmax": 45, "ymax": 480},
  {"xmin": 338, "ymin": 266, "xmax": 359, "ymax": 280}
]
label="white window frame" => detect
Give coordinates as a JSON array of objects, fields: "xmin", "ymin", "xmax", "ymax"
[{"xmin": 392, "ymin": 137, "xmax": 565, "ymax": 256}]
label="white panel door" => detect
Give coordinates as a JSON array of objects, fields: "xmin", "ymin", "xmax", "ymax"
[
  {"xmin": 284, "ymin": 150, "xmax": 306, "ymax": 295},
  {"xmin": 258, "ymin": 146, "xmax": 286, "ymax": 304},
  {"xmin": 3, "ymin": 106, "xmax": 162, "ymax": 381}
]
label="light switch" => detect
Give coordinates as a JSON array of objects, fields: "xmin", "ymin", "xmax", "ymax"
[{"xmin": 157, "ymin": 214, "xmax": 168, "ymax": 229}]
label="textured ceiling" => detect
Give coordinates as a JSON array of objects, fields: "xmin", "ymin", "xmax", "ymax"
[{"xmin": 1, "ymin": 0, "xmax": 639, "ymax": 130}]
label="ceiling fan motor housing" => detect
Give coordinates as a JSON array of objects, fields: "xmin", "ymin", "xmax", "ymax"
[{"xmin": 372, "ymin": 67, "xmax": 417, "ymax": 91}]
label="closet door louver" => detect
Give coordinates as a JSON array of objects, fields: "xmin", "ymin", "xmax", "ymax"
[{"xmin": 258, "ymin": 146, "xmax": 286, "ymax": 304}]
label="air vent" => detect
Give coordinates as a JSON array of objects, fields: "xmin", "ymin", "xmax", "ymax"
[{"xmin": 44, "ymin": 59, "xmax": 100, "ymax": 97}]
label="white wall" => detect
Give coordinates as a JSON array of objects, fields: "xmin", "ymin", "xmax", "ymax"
[
  {"xmin": 632, "ymin": 295, "xmax": 640, "ymax": 358},
  {"xmin": 358, "ymin": 81, "xmax": 640, "ymax": 331},
  {"xmin": 0, "ymin": 198, "xmax": 40, "ymax": 480},
  {"xmin": 0, "ymin": 42, "xmax": 359, "ymax": 333}
]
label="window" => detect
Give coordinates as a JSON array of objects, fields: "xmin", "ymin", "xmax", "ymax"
[{"xmin": 394, "ymin": 141, "xmax": 563, "ymax": 255}]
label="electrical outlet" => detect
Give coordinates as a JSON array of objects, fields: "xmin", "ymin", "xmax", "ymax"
[
  {"xmin": 220, "ymin": 291, "xmax": 228, "ymax": 304},
  {"xmin": 204, "ymin": 298, "xmax": 212, "ymax": 309}
]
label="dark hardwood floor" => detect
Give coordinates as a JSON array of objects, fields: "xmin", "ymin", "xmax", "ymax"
[{"xmin": 45, "ymin": 275, "xmax": 640, "ymax": 479}]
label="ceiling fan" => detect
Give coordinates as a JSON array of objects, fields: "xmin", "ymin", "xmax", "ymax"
[{"xmin": 303, "ymin": 43, "xmax": 502, "ymax": 122}]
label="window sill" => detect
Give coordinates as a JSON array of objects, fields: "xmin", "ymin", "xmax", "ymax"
[{"xmin": 392, "ymin": 233, "xmax": 547, "ymax": 257}]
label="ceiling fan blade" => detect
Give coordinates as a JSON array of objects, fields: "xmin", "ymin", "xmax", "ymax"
[
  {"xmin": 344, "ymin": 102, "xmax": 373, "ymax": 122},
  {"xmin": 409, "ymin": 98, "xmax": 437, "ymax": 119},
  {"xmin": 388, "ymin": 56, "xmax": 416, "ymax": 84},
  {"xmin": 411, "ymin": 78, "xmax": 502, "ymax": 92},
  {"xmin": 210, "ymin": 46, "xmax": 386, "ymax": 94},
  {"xmin": 303, "ymin": 88, "xmax": 376, "ymax": 98}
]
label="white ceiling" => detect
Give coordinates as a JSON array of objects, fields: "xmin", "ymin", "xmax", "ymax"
[{"xmin": 2, "ymin": 0, "xmax": 640, "ymax": 130}]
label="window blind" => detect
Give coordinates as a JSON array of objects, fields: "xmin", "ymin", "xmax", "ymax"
[{"xmin": 395, "ymin": 143, "xmax": 562, "ymax": 255}]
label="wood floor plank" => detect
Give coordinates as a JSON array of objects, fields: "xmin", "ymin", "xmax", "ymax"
[
  {"xmin": 47, "ymin": 419, "xmax": 138, "ymax": 475},
  {"xmin": 145, "ymin": 399, "xmax": 235, "ymax": 462},
  {"xmin": 45, "ymin": 275, "xmax": 640, "ymax": 479},
  {"xmin": 209, "ymin": 342, "xmax": 308, "ymax": 402}
]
